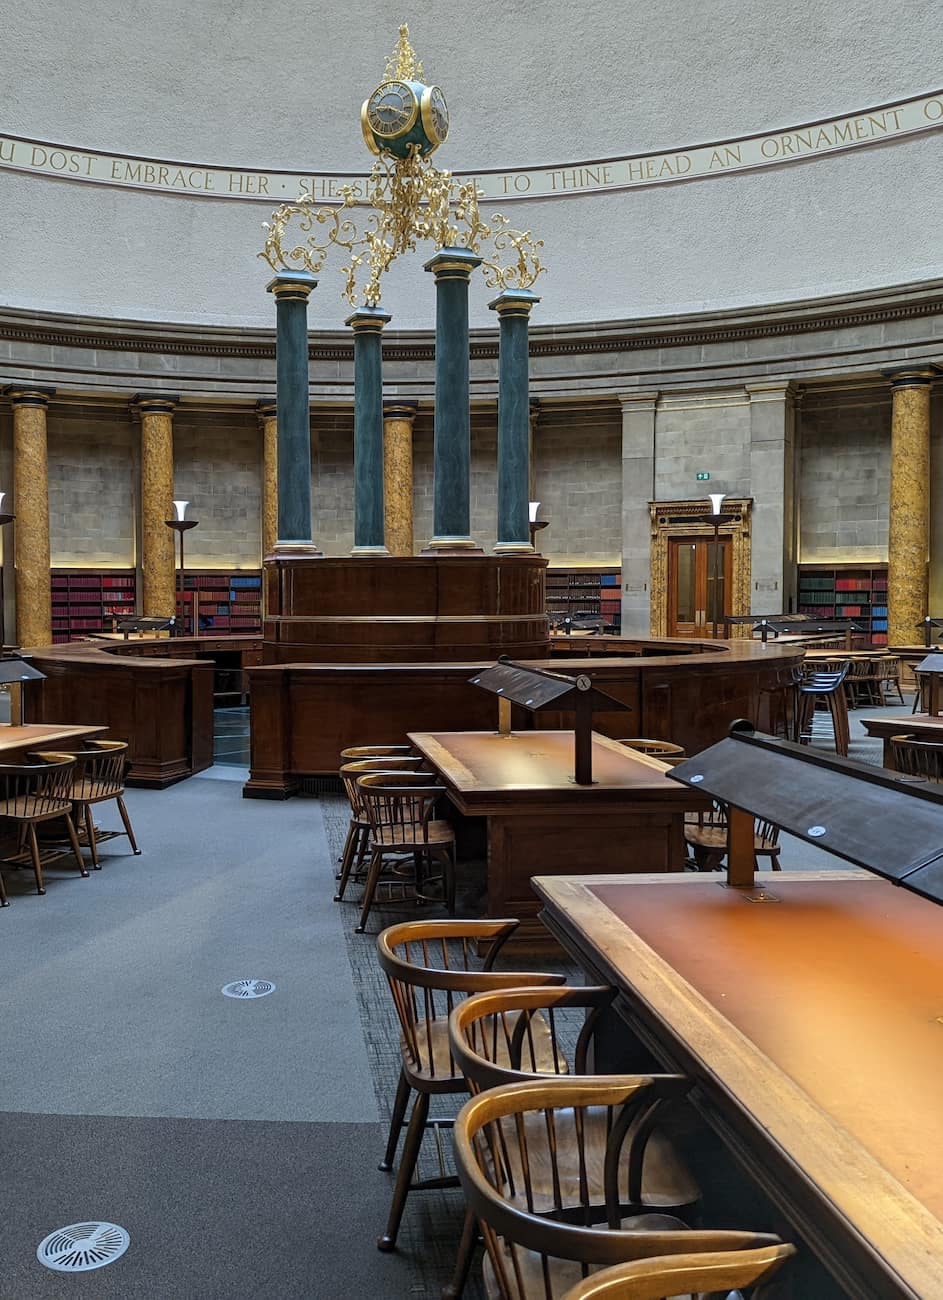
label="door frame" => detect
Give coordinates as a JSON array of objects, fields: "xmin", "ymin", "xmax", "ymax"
[{"xmin": 650, "ymin": 497, "xmax": 753, "ymax": 637}]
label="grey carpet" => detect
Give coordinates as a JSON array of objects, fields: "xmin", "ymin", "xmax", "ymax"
[{"xmin": 1, "ymin": 1111, "xmax": 434, "ymax": 1299}]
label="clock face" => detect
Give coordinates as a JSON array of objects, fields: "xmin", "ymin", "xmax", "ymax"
[
  {"xmin": 420, "ymin": 85, "xmax": 449, "ymax": 147},
  {"xmin": 366, "ymin": 80, "xmax": 418, "ymax": 138}
]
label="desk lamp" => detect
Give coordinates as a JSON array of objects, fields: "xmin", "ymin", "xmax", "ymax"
[
  {"xmin": 165, "ymin": 500, "xmax": 199, "ymax": 636},
  {"xmin": 528, "ymin": 500, "xmax": 548, "ymax": 549},
  {"xmin": 0, "ymin": 654, "xmax": 45, "ymax": 726}
]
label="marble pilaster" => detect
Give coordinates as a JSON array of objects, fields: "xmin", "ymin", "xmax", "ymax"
[
  {"xmin": 6, "ymin": 386, "xmax": 54, "ymax": 646},
  {"xmin": 619, "ymin": 391, "xmax": 658, "ymax": 636},
  {"xmin": 886, "ymin": 368, "xmax": 936, "ymax": 644},
  {"xmin": 383, "ymin": 401, "xmax": 417, "ymax": 557},
  {"xmin": 422, "ymin": 247, "xmax": 483, "ymax": 553},
  {"xmin": 746, "ymin": 381, "xmax": 797, "ymax": 616},
  {"xmin": 134, "ymin": 393, "xmax": 178, "ymax": 619},
  {"xmin": 257, "ymin": 399, "xmax": 278, "ymax": 561}
]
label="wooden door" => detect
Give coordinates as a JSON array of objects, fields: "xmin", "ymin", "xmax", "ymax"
[{"xmin": 668, "ymin": 537, "xmax": 732, "ymax": 638}]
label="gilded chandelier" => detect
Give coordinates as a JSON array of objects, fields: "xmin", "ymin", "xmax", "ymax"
[{"xmin": 258, "ymin": 26, "xmax": 545, "ymax": 308}]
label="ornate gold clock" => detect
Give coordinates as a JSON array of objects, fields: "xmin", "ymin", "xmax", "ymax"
[{"xmin": 360, "ymin": 33, "xmax": 449, "ymax": 159}]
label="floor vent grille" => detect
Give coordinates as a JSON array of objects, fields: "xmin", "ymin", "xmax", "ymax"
[
  {"xmin": 221, "ymin": 978, "xmax": 276, "ymax": 999},
  {"xmin": 37, "ymin": 1222, "xmax": 130, "ymax": 1273}
]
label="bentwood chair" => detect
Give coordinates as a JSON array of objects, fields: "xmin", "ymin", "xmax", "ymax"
[
  {"xmin": 879, "ymin": 654, "xmax": 905, "ymax": 706},
  {"xmin": 0, "ymin": 752, "xmax": 86, "ymax": 895},
  {"xmin": 684, "ymin": 801, "xmax": 781, "ymax": 873},
  {"xmin": 888, "ymin": 734, "xmax": 943, "ymax": 782},
  {"xmin": 454, "ymin": 1076, "xmax": 785, "ymax": 1300},
  {"xmin": 375, "ymin": 919, "xmax": 565, "ymax": 1256},
  {"xmin": 66, "ymin": 740, "xmax": 140, "ymax": 869},
  {"xmin": 340, "ymin": 744, "xmax": 415, "ymax": 762},
  {"xmin": 614, "ymin": 740, "xmax": 686, "ymax": 765},
  {"xmin": 448, "ymin": 986, "xmax": 701, "ymax": 1298},
  {"xmin": 560, "ymin": 1243, "xmax": 795, "ymax": 1300},
  {"xmin": 355, "ymin": 772, "xmax": 457, "ymax": 933},
  {"xmin": 335, "ymin": 756, "xmax": 425, "ymax": 899}
]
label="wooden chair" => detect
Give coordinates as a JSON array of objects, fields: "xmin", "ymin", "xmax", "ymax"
[
  {"xmin": 845, "ymin": 656, "xmax": 883, "ymax": 708},
  {"xmin": 354, "ymin": 772, "xmax": 458, "ymax": 933},
  {"xmin": 66, "ymin": 740, "xmax": 140, "ymax": 870},
  {"xmin": 339, "ymin": 744, "xmax": 415, "ymax": 761},
  {"xmin": 798, "ymin": 664, "xmax": 850, "ymax": 756},
  {"xmin": 0, "ymin": 752, "xmax": 86, "ymax": 895},
  {"xmin": 888, "ymin": 734, "xmax": 943, "ymax": 782},
  {"xmin": 448, "ymin": 985, "xmax": 701, "ymax": 1299},
  {"xmin": 375, "ymin": 919, "xmax": 566, "ymax": 1255},
  {"xmin": 560, "ymin": 1243, "xmax": 795, "ymax": 1299},
  {"xmin": 878, "ymin": 654, "xmax": 905, "ymax": 706},
  {"xmin": 334, "ymin": 756, "xmax": 426, "ymax": 899},
  {"xmin": 684, "ymin": 801, "xmax": 781, "ymax": 872},
  {"xmin": 454, "ymin": 1075, "xmax": 784, "ymax": 1300},
  {"xmin": 614, "ymin": 740, "xmax": 685, "ymax": 765}
]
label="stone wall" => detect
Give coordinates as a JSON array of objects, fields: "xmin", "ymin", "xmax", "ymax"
[
  {"xmin": 534, "ymin": 402, "xmax": 622, "ymax": 566},
  {"xmin": 173, "ymin": 409, "xmax": 261, "ymax": 567},
  {"xmin": 48, "ymin": 404, "xmax": 135, "ymax": 566},
  {"xmin": 798, "ymin": 386, "xmax": 891, "ymax": 562}
]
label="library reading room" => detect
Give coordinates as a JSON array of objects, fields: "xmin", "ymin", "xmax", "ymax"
[{"xmin": 4, "ymin": 4, "xmax": 943, "ymax": 1297}]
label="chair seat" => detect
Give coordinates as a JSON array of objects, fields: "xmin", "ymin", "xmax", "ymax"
[
  {"xmin": 482, "ymin": 1211, "xmax": 691, "ymax": 1300},
  {"xmin": 70, "ymin": 779, "xmax": 123, "ymax": 802},
  {"xmin": 499, "ymin": 1107, "xmax": 700, "ymax": 1216},
  {"xmin": 407, "ymin": 1011, "xmax": 564, "ymax": 1085},
  {"xmin": 372, "ymin": 818, "xmax": 455, "ymax": 851},
  {"xmin": 684, "ymin": 825, "xmax": 778, "ymax": 855},
  {"xmin": 0, "ymin": 796, "xmax": 73, "ymax": 822}
]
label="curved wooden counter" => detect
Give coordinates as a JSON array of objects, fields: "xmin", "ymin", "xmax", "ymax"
[
  {"xmin": 244, "ymin": 638, "xmax": 804, "ymax": 797},
  {"xmin": 25, "ymin": 636, "xmax": 261, "ymax": 787}
]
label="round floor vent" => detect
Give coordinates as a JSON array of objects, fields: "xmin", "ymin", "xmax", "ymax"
[
  {"xmin": 37, "ymin": 1221, "xmax": 130, "ymax": 1272},
  {"xmin": 221, "ymin": 978, "xmax": 276, "ymax": 999}
]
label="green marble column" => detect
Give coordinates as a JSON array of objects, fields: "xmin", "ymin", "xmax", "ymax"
[
  {"xmin": 347, "ymin": 307, "xmax": 391, "ymax": 555},
  {"xmin": 490, "ymin": 289, "xmax": 540, "ymax": 553},
  {"xmin": 422, "ymin": 247, "xmax": 483, "ymax": 553},
  {"xmin": 266, "ymin": 271, "xmax": 321, "ymax": 556}
]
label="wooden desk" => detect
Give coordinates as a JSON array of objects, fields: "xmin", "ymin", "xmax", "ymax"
[
  {"xmin": 535, "ymin": 871, "xmax": 943, "ymax": 1299},
  {"xmin": 408, "ymin": 730, "xmax": 705, "ymax": 942},
  {"xmin": 0, "ymin": 723, "xmax": 107, "ymax": 759},
  {"xmin": 861, "ymin": 712, "xmax": 943, "ymax": 769}
]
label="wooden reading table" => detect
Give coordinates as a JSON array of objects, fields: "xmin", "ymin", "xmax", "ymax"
[
  {"xmin": 0, "ymin": 723, "xmax": 107, "ymax": 760},
  {"xmin": 408, "ymin": 729, "xmax": 706, "ymax": 943},
  {"xmin": 861, "ymin": 712, "xmax": 943, "ymax": 769},
  {"xmin": 535, "ymin": 869, "xmax": 943, "ymax": 1298}
]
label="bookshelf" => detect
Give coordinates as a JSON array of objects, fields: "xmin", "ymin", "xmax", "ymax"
[
  {"xmin": 51, "ymin": 570, "xmax": 137, "ymax": 643},
  {"xmin": 546, "ymin": 567, "xmax": 622, "ymax": 632},
  {"xmin": 797, "ymin": 564, "xmax": 888, "ymax": 645},
  {"xmin": 176, "ymin": 571, "xmax": 262, "ymax": 636}
]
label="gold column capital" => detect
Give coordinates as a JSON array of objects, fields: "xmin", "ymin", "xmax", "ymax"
[
  {"xmin": 883, "ymin": 366, "xmax": 941, "ymax": 390},
  {"xmin": 4, "ymin": 385, "xmax": 55, "ymax": 408},
  {"xmin": 256, "ymin": 397, "xmax": 277, "ymax": 426},
  {"xmin": 132, "ymin": 392, "xmax": 179, "ymax": 418},
  {"xmin": 382, "ymin": 399, "xmax": 419, "ymax": 423}
]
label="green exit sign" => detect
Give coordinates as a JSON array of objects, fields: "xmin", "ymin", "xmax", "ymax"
[{"xmin": 696, "ymin": 471, "xmax": 711, "ymax": 481}]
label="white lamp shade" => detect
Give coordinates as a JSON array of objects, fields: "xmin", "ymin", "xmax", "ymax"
[
  {"xmin": 529, "ymin": 500, "xmax": 540, "ymax": 523},
  {"xmin": 172, "ymin": 500, "xmax": 189, "ymax": 521},
  {"xmin": 708, "ymin": 492, "xmax": 726, "ymax": 516},
  {"xmin": 0, "ymin": 492, "xmax": 6, "ymax": 513}
]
